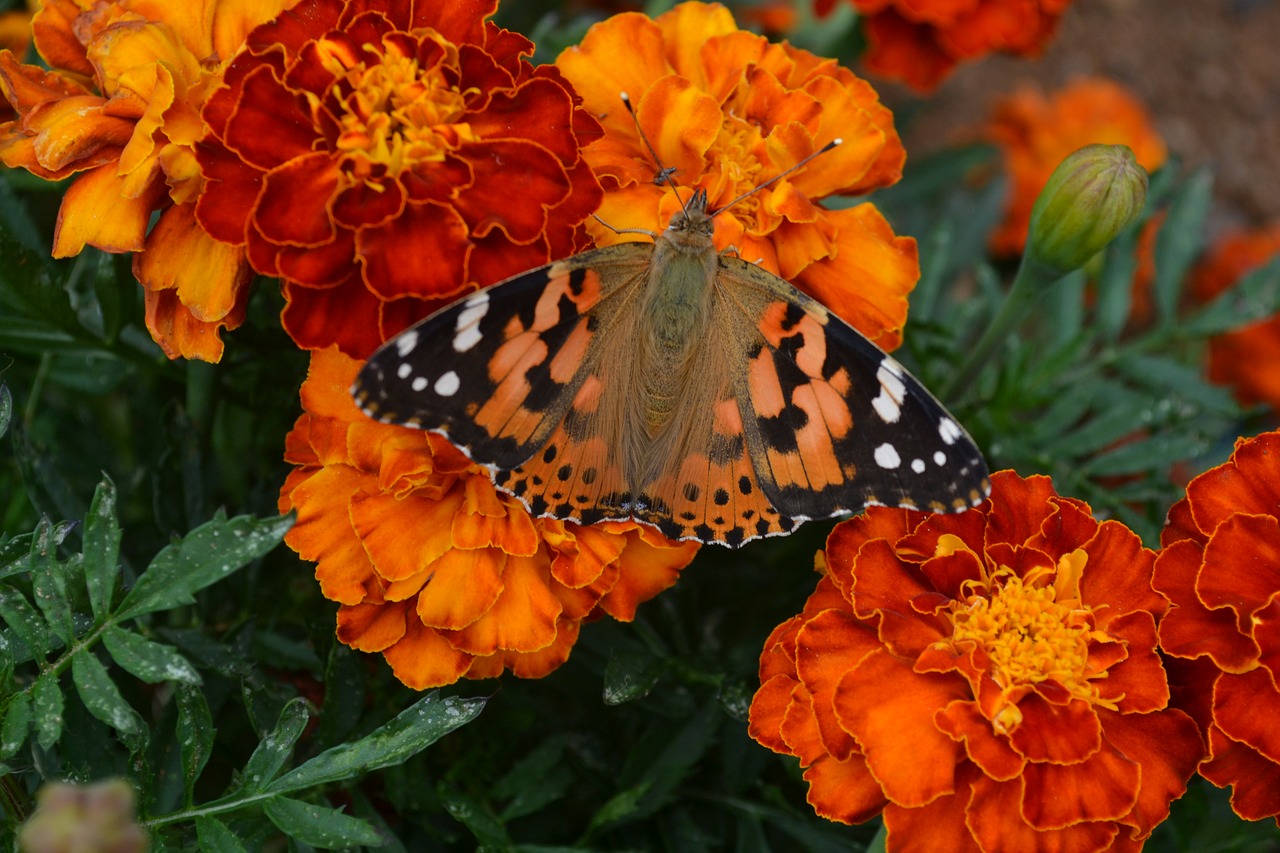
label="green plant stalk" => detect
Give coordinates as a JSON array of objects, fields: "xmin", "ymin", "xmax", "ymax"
[{"xmin": 941, "ymin": 255, "xmax": 1067, "ymax": 402}]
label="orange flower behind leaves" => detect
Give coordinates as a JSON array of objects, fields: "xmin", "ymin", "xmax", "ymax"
[
  {"xmin": 816, "ymin": 0, "xmax": 1073, "ymax": 92},
  {"xmin": 555, "ymin": 1, "xmax": 917, "ymax": 352},
  {"xmin": 749, "ymin": 471, "xmax": 1202, "ymax": 852},
  {"xmin": 1154, "ymin": 430, "xmax": 1280, "ymax": 826},
  {"xmin": 1188, "ymin": 226, "xmax": 1280, "ymax": 410},
  {"xmin": 279, "ymin": 348, "xmax": 699, "ymax": 689},
  {"xmin": 0, "ymin": 0, "xmax": 295, "ymax": 361},
  {"xmin": 987, "ymin": 78, "xmax": 1167, "ymax": 258},
  {"xmin": 197, "ymin": 0, "xmax": 604, "ymax": 359}
]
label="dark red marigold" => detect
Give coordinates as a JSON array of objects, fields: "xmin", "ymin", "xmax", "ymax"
[{"xmin": 196, "ymin": 0, "xmax": 603, "ymax": 358}]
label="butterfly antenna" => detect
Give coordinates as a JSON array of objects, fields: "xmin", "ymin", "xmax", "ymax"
[
  {"xmin": 620, "ymin": 92, "xmax": 680, "ymax": 190},
  {"xmin": 708, "ymin": 138, "xmax": 843, "ymax": 219}
]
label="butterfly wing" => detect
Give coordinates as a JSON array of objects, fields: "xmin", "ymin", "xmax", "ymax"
[
  {"xmin": 718, "ymin": 256, "xmax": 990, "ymax": 532},
  {"xmin": 354, "ymin": 244, "xmax": 650, "ymax": 480}
]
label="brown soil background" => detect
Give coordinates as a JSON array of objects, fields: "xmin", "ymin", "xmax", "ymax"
[{"xmin": 886, "ymin": 0, "xmax": 1280, "ymax": 233}]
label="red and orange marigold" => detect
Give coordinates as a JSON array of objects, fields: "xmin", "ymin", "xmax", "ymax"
[
  {"xmin": 986, "ymin": 77, "xmax": 1166, "ymax": 258},
  {"xmin": 279, "ymin": 348, "xmax": 699, "ymax": 689},
  {"xmin": 749, "ymin": 471, "xmax": 1203, "ymax": 852},
  {"xmin": 1154, "ymin": 430, "xmax": 1280, "ymax": 826},
  {"xmin": 555, "ymin": 1, "xmax": 917, "ymax": 352},
  {"xmin": 1187, "ymin": 226, "xmax": 1280, "ymax": 411},
  {"xmin": 196, "ymin": 0, "xmax": 603, "ymax": 359},
  {"xmin": 0, "ymin": 0, "xmax": 296, "ymax": 361},
  {"xmin": 816, "ymin": 0, "xmax": 1073, "ymax": 92}
]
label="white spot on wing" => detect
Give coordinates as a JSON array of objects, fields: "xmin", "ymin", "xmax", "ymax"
[
  {"xmin": 939, "ymin": 417, "xmax": 962, "ymax": 445},
  {"xmin": 911, "ymin": 458, "xmax": 926, "ymax": 474},
  {"xmin": 395, "ymin": 329, "xmax": 419, "ymax": 356},
  {"xmin": 874, "ymin": 443, "xmax": 901, "ymax": 469},
  {"xmin": 933, "ymin": 450, "xmax": 947, "ymax": 466},
  {"xmin": 411, "ymin": 376, "xmax": 428, "ymax": 392},
  {"xmin": 397, "ymin": 362, "xmax": 412, "ymax": 379},
  {"xmin": 453, "ymin": 291, "xmax": 489, "ymax": 353},
  {"xmin": 872, "ymin": 358, "xmax": 906, "ymax": 423},
  {"xmin": 434, "ymin": 370, "xmax": 460, "ymax": 396}
]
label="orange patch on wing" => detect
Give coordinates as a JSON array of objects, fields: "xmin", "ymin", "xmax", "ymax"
[
  {"xmin": 475, "ymin": 333, "xmax": 550, "ymax": 442},
  {"xmin": 571, "ymin": 374, "xmax": 605, "ymax": 414},
  {"xmin": 748, "ymin": 349, "xmax": 787, "ymax": 417},
  {"xmin": 549, "ymin": 317, "xmax": 593, "ymax": 384},
  {"xmin": 501, "ymin": 428, "xmax": 628, "ymax": 520},
  {"xmin": 790, "ymin": 384, "xmax": 844, "ymax": 490},
  {"xmin": 534, "ymin": 266, "xmax": 603, "ymax": 330},
  {"xmin": 645, "ymin": 451, "xmax": 784, "ymax": 543}
]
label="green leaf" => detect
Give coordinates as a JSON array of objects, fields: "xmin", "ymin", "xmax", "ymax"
[
  {"xmin": 603, "ymin": 650, "xmax": 662, "ymax": 705},
  {"xmin": 115, "ymin": 511, "xmax": 292, "ymax": 622},
  {"xmin": 439, "ymin": 786, "xmax": 508, "ymax": 847},
  {"xmin": 1181, "ymin": 256, "xmax": 1280, "ymax": 337},
  {"xmin": 102, "ymin": 626, "xmax": 200, "ymax": 684},
  {"xmin": 194, "ymin": 816, "xmax": 250, "ymax": 853},
  {"xmin": 31, "ymin": 671, "xmax": 64, "ymax": 749},
  {"xmin": 29, "ymin": 520, "xmax": 74, "ymax": 645},
  {"xmin": 176, "ymin": 683, "xmax": 214, "ymax": 805},
  {"xmin": 1094, "ymin": 226, "xmax": 1140, "ymax": 342},
  {"xmin": 262, "ymin": 797, "xmax": 383, "ymax": 848},
  {"xmin": 0, "ymin": 691, "xmax": 31, "ymax": 758},
  {"xmin": 269, "ymin": 693, "xmax": 485, "ymax": 794},
  {"xmin": 1152, "ymin": 168, "xmax": 1212, "ymax": 325},
  {"xmin": 1081, "ymin": 430, "xmax": 1212, "ymax": 478},
  {"xmin": 0, "ymin": 384, "xmax": 11, "ymax": 439},
  {"xmin": 81, "ymin": 477, "xmax": 122, "ymax": 621},
  {"xmin": 70, "ymin": 650, "xmax": 145, "ymax": 739},
  {"xmin": 0, "ymin": 584, "xmax": 52, "ymax": 664},
  {"xmin": 239, "ymin": 697, "xmax": 310, "ymax": 795}
]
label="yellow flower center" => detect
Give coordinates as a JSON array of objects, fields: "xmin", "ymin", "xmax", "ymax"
[
  {"xmin": 710, "ymin": 119, "xmax": 767, "ymax": 214},
  {"xmin": 313, "ymin": 33, "xmax": 476, "ymax": 183},
  {"xmin": 936, "ymin": 536, "xmax": 1119, "ymax": 735}
]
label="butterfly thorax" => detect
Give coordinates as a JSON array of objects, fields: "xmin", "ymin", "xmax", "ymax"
[{"xmin": 633, "ymin": 202, "xmax": 719, "ymax": 439}]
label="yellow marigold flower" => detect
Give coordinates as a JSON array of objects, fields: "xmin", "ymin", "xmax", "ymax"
[
  {"xmin": 0, "ymin": 0, "xmax": 295, "ymax": 361},
  {"xmin": 986, "ymin": 77, "xmax": 1167, "ymax": 258},
  {"xmin": 279, "ymin": 348, "xmax": 699, "ymax": 689},
  {"xmin": 555, "ymin": 0, "xmax": 917, "ymax": 352}
]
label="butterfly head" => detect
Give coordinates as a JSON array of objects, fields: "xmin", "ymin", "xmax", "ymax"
[{"xmin": 665, "ymin": 188, "xmax": 716, "ymax": 240}]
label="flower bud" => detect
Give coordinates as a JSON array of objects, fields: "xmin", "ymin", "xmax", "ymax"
[
  {"xmin": 1026, "ymin": 143, "xmax": 1148, "ymax": 274},
  {"xmin": 18, "ymin": 779, "xmax": 149, "ymax": 853}
]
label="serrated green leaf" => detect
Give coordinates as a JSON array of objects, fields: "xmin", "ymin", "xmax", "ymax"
[
  {"xmin": 270, "ymin": 693, "xmax": 485, "ymax": 794},
  {"xmin": 0, "ymin": 384, "xmax": 10, "ymax": 439},
  {"xmin": 1046, "ymin": 397, "xmax": 1147, "ymax": 458},
  {"xmin": 0, "ymin": 691, "xmax": 31, "ymax": 758},
  {"xmin": 0, "ymin": 585, "xmax": 52, "ymax": 664},
  {"xmin": 1081, "ymin": 430, "xmax": 1212, "ymax": 477},
  {"xmin": 438, "ymin": 787, "xmax": 508, "ymax": 847},
  {"xmin": 31, "ymin": 672, "xmax": 64, "ymax": 749},
  {"xmin": 70, "ymin": 650, "xmax": 145, "ymax": 738},
  {"xmin": 102, "ymin": 626, "xmax": 199, "ymax": 684},
  {"xmin": 1181, "ymin": 256, "xmax": 1280, "ymax": 338},
  {"xmin": 0, "ymin": 532, "xmax": 33, "ymax": 578},
  {"xmin": 176, "ymin": 682, "xmax": 214, "ymax": 805},
  {"xmin": 29, "ymin": 520, "xmax": 74, "ymax": 645},
  {"xmin": 195, "ymin": 816, "xmax": 249, "ymax": 853},
  {"xmin": 115, "ymin": 512, "xmax": 292, "ymax": 622},
  {"xmin": 603, "ymin": 650, "xmax": 662, "ymax": 705},
  {"xmin": 262, "ymin": 797, "xmax": 383, "ymax": 848},
  {"xmin": 1113, "ymin": 355, "xmax": 1237, "ymax": 414},
  {"xmin": 1153, "ymin": 168, "xmax": 1212, "ymax": 325},
  {"xmin": 82, "ymin": 477, "xmax": 121, "ymax": 621},
  {"xmin": 1095, "ymin": 226, "xmax": 1141, "ymax": 342},
  {"xmin": 239, "ymin": 697, "xmax": 309, "ymax": 794}
]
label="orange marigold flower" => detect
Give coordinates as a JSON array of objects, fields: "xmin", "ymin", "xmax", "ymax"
[
  {"xmin": 816, "ymin": 0, "xmax": 1073, "ymax": 92},
  {"xmin": 196, "ymin": 0, "xmax": 604, "ymax": 359},
  {"xmin": 1187, "ymin": 225, "xmax": 1280, "ymax": 410},
  {"xmin": 1153, "ymin": 430, "xmax": 1280, "ymax": 825},
  {"xmin": 555, "ymin": 1, "xmax": 916, "ymax": 351},
  {"xmin": 987, "ymin": 78, "xmax": 1167, "ymax": 258},
  {"xmin": 749, "ymin": 471, "xmax": 1203, "ymax": 852},
  {"xmin": 0, "ymin": 0, "xmax": 295, "ymax": 361},
  {"xmin": 279, "ymin": 347, "xmax": 699, "ymax": 689}
]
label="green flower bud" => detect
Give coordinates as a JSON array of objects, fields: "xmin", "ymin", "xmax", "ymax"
[
  {"xmin": 1026, "ymin": 143, "xmax": 1148, "ymax": 275},
  {"xmin": 18, "ymin": 779, "xmax": 149, "ymax": 853}
]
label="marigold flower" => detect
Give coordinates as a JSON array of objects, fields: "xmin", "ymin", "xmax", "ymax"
[
  {"xmin": 0, "ymin": 0, "xmax": 295, "ymax": 361},
  {"xmin": 1187, "ymin": 226, "xmax": 1280, "ymax": 410},
  {"xmin": 987, "ymin": 78, "xmax": 1167, "ymax": 258},
  {"xmin": 1153, "ymin": 430, "xmax": 1280, "ymax": 825},
  {"xmin": 749, "ymin": 471, "xmax": 1202, "ymax": 851},
  {"xmin": 196, "ymin": 0, "xmax": 604, "ymax": 359},
  {"xmin": 279, "ymin": 348, "xmax": 699, "ymax": 689},
  {"xmin": 555, "ymin": 1, "xmax": 916, "ymax": 351},
  {"xmin": 816, "ymin": 0, "xmax": 1073, "ymax": 92}
]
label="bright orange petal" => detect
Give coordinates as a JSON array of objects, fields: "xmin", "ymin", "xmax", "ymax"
[
  {"xmin": 53, "ymin": 163, "xmax": 166, "ymax": 256},
  {"xmin": 413, "ymin": 546, "xmax": 506, "ymax": 631},
  {"xmin": 135, "ymin": 202, "xmax": 252, "ymax": 323},
  {"xmin": 445, "ymin": 552, "xmax": 563, "ymax": 655},
  {"xmin": 382, "ymin": 616, "xmax": 474, "ymax": 690}
]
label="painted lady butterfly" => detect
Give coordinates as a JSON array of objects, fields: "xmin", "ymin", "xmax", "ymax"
[{"xmin": 353, "ymin": 187, "xmax": 990, "ymax": 548}]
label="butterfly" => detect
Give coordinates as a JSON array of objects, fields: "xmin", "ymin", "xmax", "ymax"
[{"xmin": 353, "ymin": 180, "xmax": 990, "ymax": 548}]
